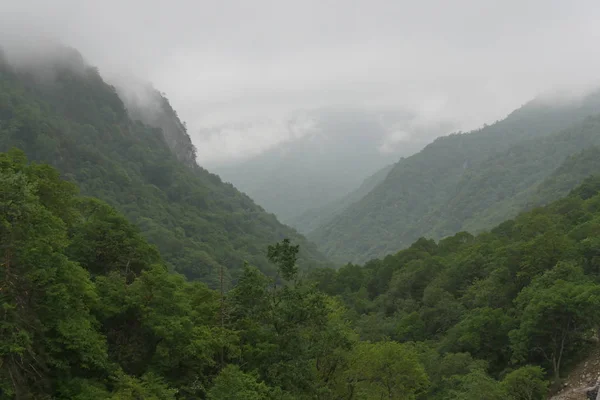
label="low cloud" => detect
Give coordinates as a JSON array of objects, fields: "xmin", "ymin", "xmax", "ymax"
[
  {"xmin": 195, "ymin": 115, "xmax": 319, "ymax": 165},
  {"xmin": 3, "ymin": 0, "xmax": 600, "ymax": 165}
]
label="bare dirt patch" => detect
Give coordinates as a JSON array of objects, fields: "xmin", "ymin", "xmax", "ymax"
[{"xmin": 550, "ymin": 345, "xmax": 600, "ymax": 400}]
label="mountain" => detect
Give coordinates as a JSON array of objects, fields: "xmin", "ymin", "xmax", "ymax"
[
  {"xmin": 211, "ymin": 107, "xmax": 455, "ymax": 223},
  {"xmin": 310, "ymin": 91, "xmax": 600, "ymax": 263},
  {"xmin": 0, "ymin": 46, "xmax": 328, "ymax": 286},
  {"xmin": 289, "ymin": 163, "xmax": 394, "ymax": 234},
  {"xmin": 440, "ymin": 117, "xmax": 600, "ymax": 234}
]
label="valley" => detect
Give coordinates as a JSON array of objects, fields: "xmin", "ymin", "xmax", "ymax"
[{"xmin": 2, "ymin": 12, "xmax": 600, "ymax": 398}]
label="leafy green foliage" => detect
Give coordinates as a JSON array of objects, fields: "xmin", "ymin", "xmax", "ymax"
[
  {"xmin": 0, "ymin": 151, "xmax": 346, "ymax": 398},
  {"xmin": 510, "ymin": 264, "xmax": 600, "ymax": 380},
  {"xmin": 502, "ymin": 366, "xmax": 548, "ymax": 400},
  {"xmin": 0, "ymin": 149, "xmax": 107, "ymax": 398},
  {"xmin": 207, "ymin": 365, "xmax": 274, "ymax": 400},
  {"xmin": 3, "ymin": 151, "xmax": 437, "ymax": 398},
  {"xmin": 227, "ymin": 262, "xmax": 356, "ymax": 397},
  {"xmin": 338, "ymin": 341, "xmax": 429, "ymax": 399},
  {"xmin": 440, "ymin": 307, "xmax": 514, "ymax": 372},
  {"xmin": 307, "ymin": 176, "xmax": 600, "ymax": 394},
  {"xmin": 446, "ymin": 368, "xmax": 507, "ymax": 400},
  {"xmin": 267, "ymin": 238, "xmax": 300, "ymax": 281},
  {"xmin": 3, "ymin": 145, "xmax": 599, "ymax": 398}
]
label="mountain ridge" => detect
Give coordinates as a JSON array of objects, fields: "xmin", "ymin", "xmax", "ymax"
[
  {"xmin": 0, "ymin": 46, "xmax": 329, "ymax": 285},
  {"xmin": 310, "ymin": 90, "xmax": 600, "ymax": 263}
]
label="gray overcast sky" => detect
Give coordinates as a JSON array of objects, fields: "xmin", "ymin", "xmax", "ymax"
[{"xmin": 3, "ymin": 0, "xmax": 600, "ymax": 164}]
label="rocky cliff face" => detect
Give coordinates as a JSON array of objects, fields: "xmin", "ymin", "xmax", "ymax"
[
  {"xmin": 550, "ymin": 344, "xmax": 600, "ymax": 400},
  {"xmin": 4, "ymin": 43, "xmax": 199, "ymax": 168},
  {"xmin": 114, "ymin": 80, "xmax": 198, "ymax": 167}
]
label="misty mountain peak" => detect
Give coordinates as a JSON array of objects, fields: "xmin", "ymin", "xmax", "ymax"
[{"xmin": 113, "ymin": 78, "xmax": 198, "ymax": 167}]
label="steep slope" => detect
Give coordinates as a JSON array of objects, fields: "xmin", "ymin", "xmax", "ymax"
[
  {"xmin": 448, "ymin": 123, "xmax": 600, "ymax": 234},
  {"xmin": 0, "ymin": 149, "xmax": 357, "ymax": 399},
  {"xmin": 0, "ymin": 46, "xmax": 328, "ymax": 286},
  {"xmin": 311, "ymin": 92, "xmax": 600, "ymax": 263},
  {"xmin": 112, "ymin": 78, "xmax": 198, "ymax": 167},
  {"xmin": 213, "ymin": 107, "xmax": 454, "ymax": 222},
  {"xmin": 288, "ymin": 163, "xmax": 394, "ymax": 234},
  {"xmin": 527, "ymin": 146, "xmax": 600, "ymax": 208}
]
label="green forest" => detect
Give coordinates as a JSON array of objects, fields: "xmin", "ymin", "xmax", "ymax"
[
  {"xmin": 7, "ymin": 147, "xmax": 600, "ymax": 399},
  {"xmin": 4, "ymin": 47, "xmax": 600, "ymax": 399}
]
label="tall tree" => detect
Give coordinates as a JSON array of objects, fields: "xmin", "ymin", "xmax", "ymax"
[
  {"xmin": 337, "ymin": 341, "xmax": 429, "ymax": 400},
  {"xmin": 0, "ymin": 150, "xmax": 107, "ymax": 398},
  {"xmin": 510, "ymin": 264, "xmax": 600, "ymax": 381}
]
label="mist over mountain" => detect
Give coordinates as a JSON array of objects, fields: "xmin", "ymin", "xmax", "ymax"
[
  {"xmin": 110, "ymin": 77, "xmax": 198, "ymax": 167},
  {"xmin": 0, "ymin": 45, "xmax": 328, "ymax": 287},
  {"xmin": 310, "ymin": 89, "xmax": 600, "ymax": 263},
  {"xmin": 211, "ymin": 107, "xmax": 456, "ymax": 222}
]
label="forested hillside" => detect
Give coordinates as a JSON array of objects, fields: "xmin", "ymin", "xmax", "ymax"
[
  {"xmin": 5, "ymin": 148, "xmax": 600, "ymax": 399},
  {"xmin": 0, "ymin": 47, "xmax": 328, "ymax": 286},
  {"xmin": 308, "ymin": 174, "xmax": 600, "ymax": 398},
  {"xmin": 311, "ymin": 93, "xmax": 600, "ymax": 263},
  {"xmin": 530, "ymin": 146, "xmax": 600, "ymax": 207},
  {"xmin": 289, "ymin": 163, "xmax": 393, "ymax": 234},
  {"xmin": 447, "ymin": 120, "xmax": 600, "ymax": 234},
  {"xmin": 0, "ymin": 150, "xmax": 349, "ymax": 399}
]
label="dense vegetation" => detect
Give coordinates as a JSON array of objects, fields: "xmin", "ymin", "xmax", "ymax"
[
  {"xmin": 6, "ymin": 45, "xmax": 600, "ymax": 399},
  {"xmin": 7, "ymin": 147, "xmax": 588, "ymax": 400},
  {"xmin": 308, "ymin": 174, "xmax": 600, "ymax": 397},
  {"xmin": 0, "ymin": 48, "xmax": 328, "ymax": 286},
  {"xmin": 310, "ymin": 94, "xmax": 600, "ymax": 263},
  {"xmin": 0, "ymin": 149, "xmax": 345, "ymax": 398},
  {"xmin": 7, "ymin": 148, "xmax": 600, "ymax": 399},
  {"xmin": 529, "ymin": 146, "xmax": 600, "ymax": 207}
]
